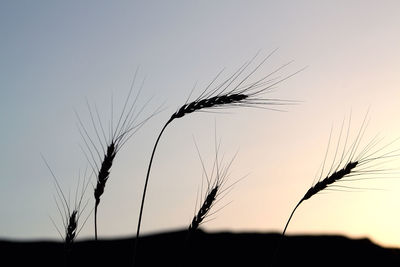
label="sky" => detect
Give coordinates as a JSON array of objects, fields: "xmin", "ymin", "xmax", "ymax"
[{"xmin": 1, "ymin": 1, "xmax": 400, "ymax": 248}]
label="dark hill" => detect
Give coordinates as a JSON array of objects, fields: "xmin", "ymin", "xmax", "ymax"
[{"xmin": 1, "ymin": 230, "xmax": 399, "ymax": 266}]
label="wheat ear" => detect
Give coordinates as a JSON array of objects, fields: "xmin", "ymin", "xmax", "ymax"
[
  {"xmin": 189, "ymin": 186, "xmax": 218, "ymax": 233},
  {"xmin": 76, "ymin": 70, "xmax": 158, "ymax": 240},
  {"xmin": 268, "ymin": 115, "xmax": 400, "ymax": 267},
  {"xmin": 282, "ymin": 114, "xmax": 400, "ymax": 236},
  {"xmin": 282, "ymin": 161, "xmax": 358, "ymax": 236},
  {"xmin": 93, "ymin": 142, "xmax": 116, "ymax": 240},
  {"xmin": 65, "ymin": 210, "xmax": 77, "ymax": 245},
  {"xmin": 188, "ymin": 137, "xmax": 233, "ymax": 234},
  {"xmin": 133, "ymin": 51, "xmax": 300, "ymax": 265},
  {"xmin": 42, "ymin": 156, "xmax": 92, "ymax": 245}
]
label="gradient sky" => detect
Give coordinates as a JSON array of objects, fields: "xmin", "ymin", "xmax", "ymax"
[{"xmin": 1, "ymin": 1, "xmax": 400, "ymax": 247}]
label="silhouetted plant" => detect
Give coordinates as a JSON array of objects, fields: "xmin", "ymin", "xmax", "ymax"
[
  {"xmin": 282, "ymin": 114, "xmax": 400, "ymax": 236},
  {"xmin": 188, "ymin": 138, "xmax": 240, "ymax": 236},
  {"xmin": 75, "ymin": 70, "xmax": 158, "ymax": 240},
  {"xmin": 42, "ymin": 156, "xmax": 92, "ymax": 267},
  {"xmin": 133, "ymin": 51, "xmax": 303, "ymax": 264},
  {"xmin": 42, "ymin": 156, "xmax": 91, "ymax": 245}
]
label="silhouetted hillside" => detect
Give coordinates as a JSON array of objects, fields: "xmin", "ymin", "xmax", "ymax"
[{"xmin": 1, "ymin": 230, "xmax": 399, "ymax": 266}]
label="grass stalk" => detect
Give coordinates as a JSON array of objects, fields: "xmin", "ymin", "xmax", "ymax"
[
  {"xmin": 274, "ymin": 114, "xmax": 400, "ymax": 265},
  {"xmin": 42, "ymin": 156, "xmax": 92, "ymax": 267},
  {"xmin": 133, "ymin": 52, "xmax": 300, "ymax": 265},
  {"xmin": 76, "ymin": 70, "xmax": 157, "ymax": 240}
]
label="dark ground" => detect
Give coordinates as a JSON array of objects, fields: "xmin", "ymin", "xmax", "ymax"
[{"xmin": 1, "ymin": 230, "xmax": 399, "ymax": 266}]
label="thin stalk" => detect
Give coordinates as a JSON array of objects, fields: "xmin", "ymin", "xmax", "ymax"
[
  {"xmin": 271, "ymin": 199, "xmax": 304, "ymax": 267},
  {"xmin": 282, "ymin": 199, "xmax": 303, "ymax": 237},
  {"xmin": 94, "ymin": 204, "xmax": 98, "ymax": 240},
  {"xmin": 133, "ymin": 117, "xmax": 173, "ymax": 266}
]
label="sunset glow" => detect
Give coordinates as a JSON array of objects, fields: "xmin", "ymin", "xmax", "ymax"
[{"xmin": 1, "ymin": 1, "xmax": 400, "ymax": 249}]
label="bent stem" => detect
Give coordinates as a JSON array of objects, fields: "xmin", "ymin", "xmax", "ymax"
[
  {"xmin": 282, "ymin": 198, "xmax": 303, "ymax": 237},
  {"xmin": 133, "ymin": 117, "xmax": 173, "ymax": 266},
  {"xmin": 271, "ymin": 198, "xmax": 304, "ymax": 267}
]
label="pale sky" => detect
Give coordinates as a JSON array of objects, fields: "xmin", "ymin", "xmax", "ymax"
[{"xmin": 1, "ymin": 1, "xmax": 400, "ymax": 248}]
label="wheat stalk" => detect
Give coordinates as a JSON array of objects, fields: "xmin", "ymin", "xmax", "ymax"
[
  {"xmin": 282, "ymin": 114, "xmax": 400, "ymax": 236},
  {"xmin": 42, "ymin": 156, "xmax": 92, "ymax": 246},
  {"xmin": 182, "ymin": 134, "xmax": 244, "ymax": 267},
  {"xmin": 282, "ymin": 161, "xmax": 358, "ymax": 236},
  {"xmin": 92, "ymin": 143, "xmax": 116, "ymax": 240},
  {"xmin": 76, "ymin": 70, "xmax": 158, "ymax": 240},
  {"xmin": 266, "ymin": 114, "xmax": 400, "ymax": 266},
  {"xmin": 133, "ymin": 51, "xmax": 302, "ymax": 265},
  {"xmin": 188, "ymin": 137, "xmax": 235, "ymax": 234}
]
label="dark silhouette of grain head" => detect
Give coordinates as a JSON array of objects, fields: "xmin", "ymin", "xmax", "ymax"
[
  {"xmin": 42, "ymin": 156, "xmax": 91, "ymax": 245},
  {"xmin": 188, "ymin": 134, "xmax": 244, "ymax": 237},
  {"xmin": 282, "ymin": 113, "xmax": 400, "ymax": 236},
  {"xmin": 134, "ymin": 51, "xmax": 303, "ymax": 264},
  {"xmin": 75, "ymin": 70, "xmax": 159, "ymax": 240}
]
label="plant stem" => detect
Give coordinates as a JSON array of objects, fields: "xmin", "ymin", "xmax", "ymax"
[
  {"xmin": 282, "ymin": 198, "xmax": 303, "ymax": 237},
  {"xmin": 133, "ymin": 117, "xmax": 173, "ymax": 266},
  {"xmin": 271, "ymin": 198, "xmax": 304, "ymax": 267},
  {"xmin": 94, "ymin": 202, "xmax": 98, "ymax": 241}
]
